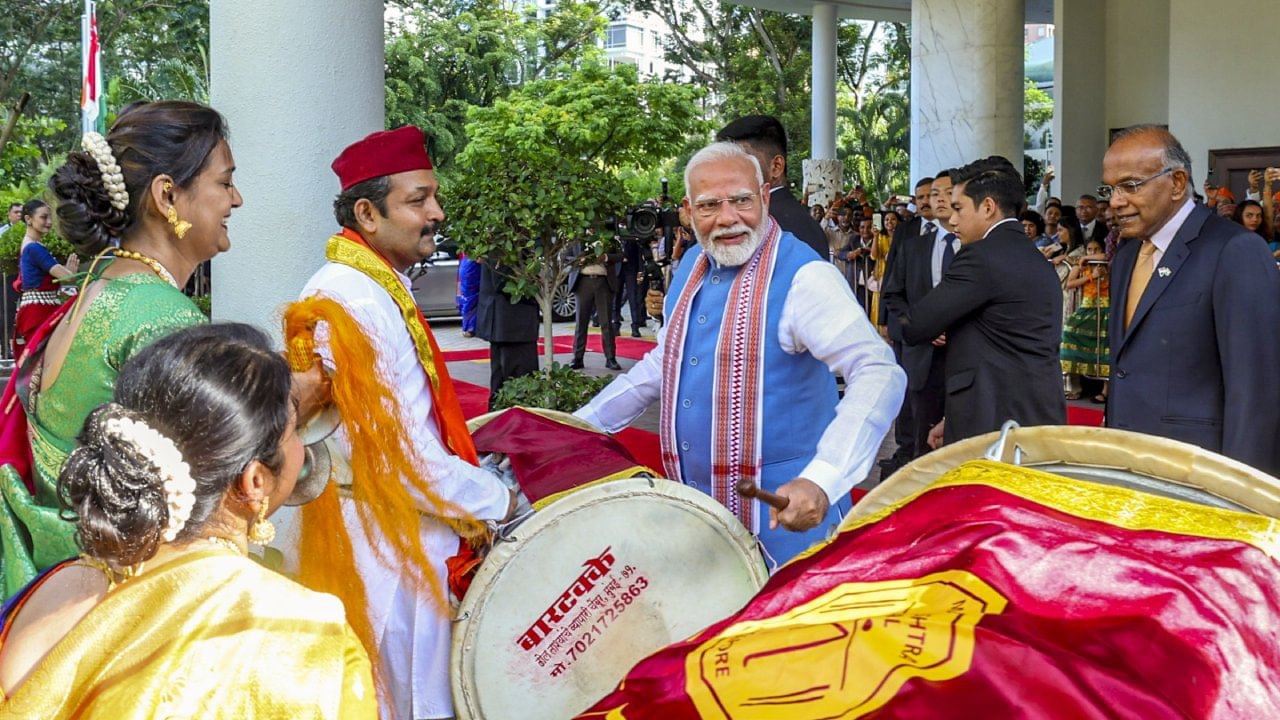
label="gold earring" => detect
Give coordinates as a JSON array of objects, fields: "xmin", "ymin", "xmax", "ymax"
[
  {"xmin": 166, "ymin": 205, "xmax": 192, "ymax": 240},
  {"xmin": 246, "ymin": 501, "xmax": 276, "ymax": 545}
]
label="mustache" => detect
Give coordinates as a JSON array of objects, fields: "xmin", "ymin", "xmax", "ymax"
[
  {"xmin": 420, "ymin": 222, "xmax": 439, "ymax": 238},
  {"xmin": 708, "ymin": 224, "xmax": 752, "ymax": 242}
]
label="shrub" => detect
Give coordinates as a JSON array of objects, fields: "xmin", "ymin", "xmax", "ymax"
[{"xmin": 491, "ymin": 363, "xmax": 613, "ymax": 413}]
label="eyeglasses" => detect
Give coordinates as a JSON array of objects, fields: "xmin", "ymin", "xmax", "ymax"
[
  {"xmin": 1097, "ymin": 167, "xmax": 1174, "ymax": 201},
  {"xmin": 692, "ymin": 192, "xmax": 757, "ymax": 218}
]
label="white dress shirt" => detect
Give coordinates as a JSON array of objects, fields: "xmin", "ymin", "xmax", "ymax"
[
  {"xmin": 302, "ymin": 262, "xmax": 510, "ymax": 720},
  {"xmin": 576, "ymin": 259, "xmax": 905, "ymax": 505},
  {"xmin": 929, "ymin": 225, "xmax": 960, "ymax": 287},
  {"xmin": 1147, "ymin": 198, "xmax": 1196, "ymax": 267}
]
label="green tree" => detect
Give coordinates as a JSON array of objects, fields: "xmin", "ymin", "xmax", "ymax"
[
  {"xmin": 836, "ymin": 21, "xmax": 910, "ymax": 199},
  {"xmin": 1024, "ymin": 78, "xmax": 1053, "ymax": 149},
  {"xmin": 448, "ymin": 62, "xmax": 707, "ymax": 365},
  {"xmin": 384, "ymin": 0, "xmax": 605, "ymax": 171},
  {"xmin": 0, "ymin": 0, "xmax": 210, "ymax": 179}
]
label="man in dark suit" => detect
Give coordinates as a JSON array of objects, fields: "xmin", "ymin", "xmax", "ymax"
[
  {"xmin": 877, "ymin": 175, "xmax": 935, "ymax": 471},
  {"xmin": 901, "ymin": 156, "xmax": 1066, "ymax": 444},
  {"xmin": 566, "ymin": 238, "xmax": 622, "ymax": 371},
  {"xmin": 1104, "ymin": 126, "xmax": 1280, "ymax": 474},
  {"xmin": 1077, "ymin": 194, "xmax": 1108, "ymax": 246},
  {"xmin": 716, "ymin": 115, "xmax": 827, "ymax": 258},
  {"xmin": 475, "ymin": 261, "xmax": 540, "ymax": 409},
  {"xmin": 613, "ymin": 235, "xmax": 646, "ymax": 337},
  {"xmin": 883, "ymin": 171, "xmax": 963, "ymax": 455}
]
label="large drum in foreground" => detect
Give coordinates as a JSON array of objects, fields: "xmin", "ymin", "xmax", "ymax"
[
  {"xmin": 451, "ymin": 477, "xmax": 768, "ymax": 720},
  {"xmin": 577, "ymin": 425, "xmax": 1280, "ymax": 719}
]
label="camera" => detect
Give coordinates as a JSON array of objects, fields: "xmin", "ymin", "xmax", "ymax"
[{"xmin": 621, "ymin": 178, "xmax": 681, "ymax": 238}]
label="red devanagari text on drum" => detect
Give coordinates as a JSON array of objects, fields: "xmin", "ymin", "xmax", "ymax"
[{"xmin": 517, "ymin": 547, "xmax": 617, "ymax": 652}]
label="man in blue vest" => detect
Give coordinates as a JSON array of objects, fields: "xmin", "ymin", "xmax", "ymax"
[{"xmin": 576, "ymin": 141, "xmax": 905, "ymax": 566}]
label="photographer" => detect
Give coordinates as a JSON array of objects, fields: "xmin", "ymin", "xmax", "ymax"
[
  {"xmin": 1061, "ymin": 238, "xmax": 1110, "ymax": 403},
  {"xmin": 565, "ymin": 231, "xmax": 622, "ymax": 371}
]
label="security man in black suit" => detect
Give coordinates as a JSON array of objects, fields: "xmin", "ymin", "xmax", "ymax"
[
  {"xmin": 882, "ymin": 170, "xmax": 962, "ymax": 456},
  {"xmin": 1104, "ymin": 126, "xmax": 1280, "ymax": 474},
  {"xmin": 715, "ymin": 115, "xmax": 828, "ymax": 258},
  {"xmin": 475, "ymin": 261, "xmax": 540, "ymax": 409},
  {"xmin": 901, "ymin": 156, "xmax": 1066, "ymax": 445},
  {"xmin": 877, "ymin": 176, "xmax": 936, "ymax": 470}
]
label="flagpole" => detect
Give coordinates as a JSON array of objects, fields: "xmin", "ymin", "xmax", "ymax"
[
  {"xmin": 81, "ymin": 0, "xmax": 104, "ymax": 135},
  {"xmin": 80, "ymin": 0, "xmax": 89, "ymax": 135}
]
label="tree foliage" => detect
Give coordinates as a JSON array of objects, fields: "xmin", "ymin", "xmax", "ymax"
[
  {"xmin": 447, "ymin": 62, "xmax": 707, "ymax": 363},
  {"xmin": 627, "ymin": 0, "xmax": 912, "ymax": 197},
  {"xmin": 385, "ymin": 0, "xmax": 606, "ymax": 171},
  {"xmin": 1, "ymin": 0, "xmax": 210, "ymax": 183}
]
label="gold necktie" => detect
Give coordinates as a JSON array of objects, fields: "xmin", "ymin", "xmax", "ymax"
[{"xmin": 1124, "ymin": 240, "xmax": 1157, "ymax": 328}]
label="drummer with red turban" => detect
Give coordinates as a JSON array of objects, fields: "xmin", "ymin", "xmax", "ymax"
[
  {"xmin": 296, "ymin": 126, "xmax": 513, "ymax": 720},
  {"xmin": 576, "ymin": 141, "xmax": 905, "ymax": 567}
]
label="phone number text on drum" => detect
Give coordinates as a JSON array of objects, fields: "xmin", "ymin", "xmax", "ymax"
[{"xmin": 550, "ymin": 576, "xmax": 650, "ymax": 678}]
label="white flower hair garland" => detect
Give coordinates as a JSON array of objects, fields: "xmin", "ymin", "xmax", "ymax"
[
  {"xmin": 104, "ymin": 415, "xmax": 196, "ymax": 542},
  {"xmin": 81, "ymin": 131, "xmax": 129, "ymax": 211}
]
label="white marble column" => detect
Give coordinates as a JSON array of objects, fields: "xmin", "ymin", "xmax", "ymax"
[
  {"xmin": 805, "ymin": 2, "xmax": 842, "ymax": 206},
  {"xmin": 209, "ymin": 1, "xmax": 384, "ymax": 333},
  {"xmin": 909, "ymin": 0, "xmax": 1024, "ymax": 182},
  {"xmin": 1052, "ymin": 0, "xmax": 1108, "ymax": 201}
]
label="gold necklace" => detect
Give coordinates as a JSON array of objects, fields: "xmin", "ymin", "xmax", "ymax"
[{"xmin": 113, "ymin": 248, "xmax": 179, "ymax": 289}]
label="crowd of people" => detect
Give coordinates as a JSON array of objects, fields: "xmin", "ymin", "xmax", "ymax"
[
  {"xmin": 0, "ymin": 96, "xmax": 1276, "ymax": 719},
  {"xmin": 807, "ymin": 126, "xmax": 1280, "ymax": 479}
]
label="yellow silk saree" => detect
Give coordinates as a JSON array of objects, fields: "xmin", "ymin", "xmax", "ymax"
[{"xmin": 0, "ymin": 548, "xmax": 375, "ymax": 719}]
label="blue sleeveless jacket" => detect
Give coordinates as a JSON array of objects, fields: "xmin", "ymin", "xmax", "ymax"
[{"xmin": 666, "ymin": 233, "xmax": 848, "ymax": 566}]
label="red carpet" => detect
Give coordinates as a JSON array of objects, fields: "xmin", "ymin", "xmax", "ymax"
[
  {"xmin": 442, "ymin": 334, "xmax": 657, "ymax": 363},
  {"xmin": 1067, "ymin": 404, "xmax": 1105, "ymax": 427}
]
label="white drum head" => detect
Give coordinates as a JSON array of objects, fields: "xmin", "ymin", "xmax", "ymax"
[{"xmin": 451, "ymin": 477, "xmax": 767, "ymax": 720}]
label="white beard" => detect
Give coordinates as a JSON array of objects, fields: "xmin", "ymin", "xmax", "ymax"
[{"xmin": 696, "ymin": 216, "xmax": 768, "ymax": 267}]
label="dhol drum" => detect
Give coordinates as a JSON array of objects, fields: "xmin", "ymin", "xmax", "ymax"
[
  {"xmin": 452, "ymin": 410, "xmax": 768, "ymax": 720},
  {"xmin": 574, "ymin": 423, "xmax": 1280, "ymax": 718},
  {"xmin": 858, "ymin": 421, "xmax": 1280, "ymax": 520}
]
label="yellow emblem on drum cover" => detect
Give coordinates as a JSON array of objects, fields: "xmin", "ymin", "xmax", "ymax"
[{"xmin": 684, "ymin": 570, "xmax": 1008, "ymax": 719}]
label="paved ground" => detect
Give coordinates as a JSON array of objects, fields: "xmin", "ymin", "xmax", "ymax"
[{"xmin": 434, "ymin": 313, "xmax": 894, "ymax": 490}]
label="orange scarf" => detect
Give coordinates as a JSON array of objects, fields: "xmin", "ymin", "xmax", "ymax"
[{"xmin": 326, "ymin": 228, "xmax": 478, "ymax": 465}]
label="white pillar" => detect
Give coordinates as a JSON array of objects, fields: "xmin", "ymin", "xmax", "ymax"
[
  {"xmin": 804, "ymin": 2, "xmax": 842, "ymax": 207},
  {"xmin": 1052, "ymin": 0, "xmax": 1108, "ymax": 201},
  {"xmin": 209, "ymin": 0, "xmax": 384, "ymax": 333},
  {"xmin": 910, "ymin": 0, "xmax": 1024, "ymax": 182}
]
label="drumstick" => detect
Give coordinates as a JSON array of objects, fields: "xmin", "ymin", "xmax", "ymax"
[{"xmin": 735, "ymin": 478, "xmax": 790, "ymax": 511}]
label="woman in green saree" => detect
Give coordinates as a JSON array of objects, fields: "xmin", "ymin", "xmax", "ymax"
[{"xmin": 0, "ymin": 101, "xmax": 241, "ymax": 597}]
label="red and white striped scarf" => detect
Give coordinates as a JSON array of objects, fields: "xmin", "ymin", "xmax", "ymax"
[{"xmin": 660, "ymin": 219, "xmax": 782, "ymax": 533}]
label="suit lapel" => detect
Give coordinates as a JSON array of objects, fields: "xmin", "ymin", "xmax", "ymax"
[{"xmin": 1115, "ymin": 204, "xmax": 1209, "ymax": 354}]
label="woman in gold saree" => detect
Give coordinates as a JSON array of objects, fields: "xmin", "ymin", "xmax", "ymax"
[{"xmin": 0, "ymin": 323, "xmax": 375, "ymax": 718}]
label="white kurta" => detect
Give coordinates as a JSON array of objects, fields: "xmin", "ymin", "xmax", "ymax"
[
  {"xmin": 576, "ymin": 260, "xmax": 905, "ymax": 504},
  {"xmin": 302, "ymin": 262, "xmax": 509, "ymax": 720}
]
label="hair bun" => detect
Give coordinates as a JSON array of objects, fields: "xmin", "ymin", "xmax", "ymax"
[
  {"xmin": 48, "ymin": 151, "xmax": 130, "ymax": 255},
  {"xmin": 58, "ymin": 404, "xmax": 168, "ymax": 566}
]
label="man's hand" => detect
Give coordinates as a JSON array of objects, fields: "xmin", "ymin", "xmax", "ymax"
[
  {"xmin": 291, "ymin": 361, "xmax": 332, "ymax": 427},
  {"xmin": 768, "ymin": 478, "xmax": 829, "ymax": 532},
  {"xmin": 1041, "ymin": 168, "xmax": 1054, "ymax": 187},
  {"xmin": 932, "ymin": 333, "xmax": 946, "ymax": 347},
  {"xmin": 1249, "ymin": 169, "xmax": 1263, "ymax": 193},
  {"xmin": 927, "ymin": 419, "xmax": 946, "ymax": 450}
]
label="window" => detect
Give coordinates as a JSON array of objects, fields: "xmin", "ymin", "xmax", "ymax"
[{"xmin": 606, "ymin": 24, "xmax": 626, "ymax": 49}]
